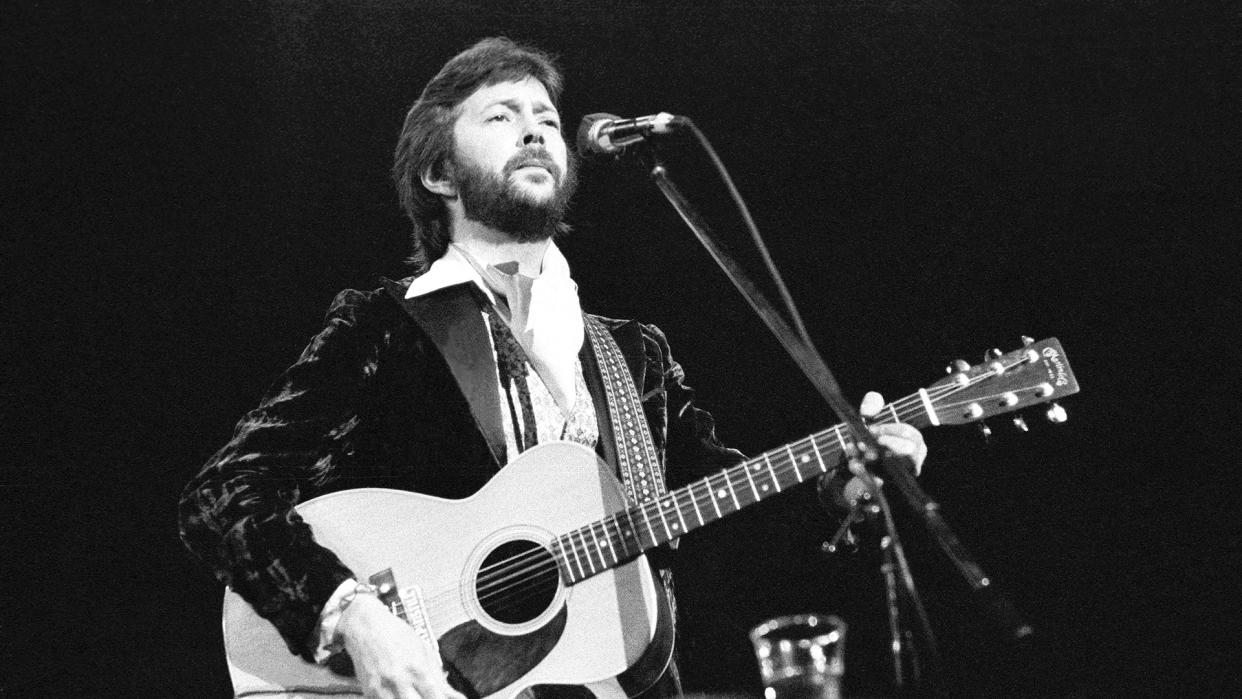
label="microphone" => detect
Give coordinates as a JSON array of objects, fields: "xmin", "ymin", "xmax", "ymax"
[{"xmin": 576, "ymin": 112, "xmax": 686, "ymax": 155}]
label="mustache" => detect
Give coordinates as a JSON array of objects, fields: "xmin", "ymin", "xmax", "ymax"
[{"xmin": 503, "ymin": 148, "xmax": 562, "ymax": 182}]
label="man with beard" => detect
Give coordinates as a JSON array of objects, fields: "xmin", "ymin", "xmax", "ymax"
[{"xmin": 179, "ymin": 37, "xmax": 925, "ymax": 699}]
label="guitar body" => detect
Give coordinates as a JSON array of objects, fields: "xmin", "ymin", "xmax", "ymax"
[{"xmin": 223, "ymin": 442, "xmax": 674, "ymax": 698}]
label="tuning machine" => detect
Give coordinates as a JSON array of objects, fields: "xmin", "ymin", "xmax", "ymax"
[
  {"xmin": 945, "ymin": 358, "xmax": 971, "ymax": 387},
  {"xmin": 1045, "ymin": 402, "xmax": 1068, "ymax": 423},
  {"xmin": 945, "ymin": 359, "xmax": 970, "ymax": 374},
  {"xmin": 983, "ymin": 348, "xmax": 1006, "ymax": 375}
]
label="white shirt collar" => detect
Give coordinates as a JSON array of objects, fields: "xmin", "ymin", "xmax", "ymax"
[
  {"xmin": 405, "ymin": 244, "xmax": 495, "ymax": 302},
  {"xmin": 404, "ymin": 241, "xmax": 584, "ymax": 412}
]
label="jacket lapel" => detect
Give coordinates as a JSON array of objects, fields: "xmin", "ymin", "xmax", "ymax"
[{"xmin": 381, "ymin": 279, "xmax": 507, "ymax": 467}]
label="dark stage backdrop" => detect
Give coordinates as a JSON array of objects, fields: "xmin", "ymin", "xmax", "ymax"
[{"xmin": 5, "ymin": 1, "xmax": 1240, "ymax": 696}]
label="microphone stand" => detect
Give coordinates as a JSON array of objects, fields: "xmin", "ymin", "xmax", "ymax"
[{"xmin": 633, "ymin": 128, "xmax": 1031, "ymax": 690}]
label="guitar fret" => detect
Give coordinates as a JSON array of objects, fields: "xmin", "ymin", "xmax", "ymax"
[
  {"xmin": 615, "ymin": 510, "xmax": 640, "ymax": 559},
  {"xmin": 782, "ymin": 445, "xmax": 798, "ymax": 478},
  {"xmin": 574, "ymin": 528, "xmax": 597, "ymax": 575},
  {"xmin": 743, "ymin": 461, "xmax": 762, "ymax": 500},
  {"xmin": 549, "ymin": 538, "xmax": 566, "ymax": 579},
  {"xmin": 654, "ymin": 499, "xmax": 674, "ymax": 542},
  {"xmin": 811, "ymin": 433, "xmax": 830, "ymax": 474},
  {"xmin": 725, "ymin": 473, "xmax": 742, "ymax": 510},
  {"xmin": 605, "ymin": 522, "xmax": 622, "ymax": 565},
  {"xmin": 689, "ymin": 482, "xmax": 706, "ymax": 526},
  {"xmin": 917, "ymin": 387, "xmax": 941, "ymax": 426},
  {"xmin": 588, "ymin": 524, "xmax": 614, "ymax": 567},
  {"xmin": 707, "ymin": 476, "xmax": 724, "ymax": 518},
  {"xmin": 669, "ymin": 494, "xmax": 688, "ymax": 535},
  {"xmin": 607, "ymin": 522, "xmax": 627, "ymax": 564},
  {"xmin": 564, "ymin": 533, "xmax": 586, "ymax": 580},
  {"xmin": 603, "ymin": 523, "xmax": 618, "ymax": 566},
  {"xmin": 639, "ymin": 503, "xmax": 659, "ymax": 548},
  {"xmin": 833, "ymin": 427, "xmax": 849, "ymax": 453},
  {"xmin": 765, "ymin": 453, "xmax": 782, "ymax": 493},
  {"xmin": 557, "ymin": 537, "xmax": 580, "ymax": 582},
  {"xmin": 792, "ymin": 441, "xmax": 807, "ymax": 483}
]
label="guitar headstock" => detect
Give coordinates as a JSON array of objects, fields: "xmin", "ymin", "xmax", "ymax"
[{"xmin": 926, "ymin": 337, "xmax": 1079, "ymax": 426}]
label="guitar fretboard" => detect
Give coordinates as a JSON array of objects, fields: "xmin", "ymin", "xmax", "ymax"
[{"xmin": 551, "ymin": 402, "xmax": 931, "ymax": 585}]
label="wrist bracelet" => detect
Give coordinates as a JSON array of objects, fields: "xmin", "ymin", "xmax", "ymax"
[{"xmin": 338, "ymin": 583, "xmax": 380, "ymax": 612}]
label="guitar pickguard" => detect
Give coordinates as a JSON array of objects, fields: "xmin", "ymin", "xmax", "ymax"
[{"xmin": 440, "ymin": 607, "xmax": 569, "ymax": 697}]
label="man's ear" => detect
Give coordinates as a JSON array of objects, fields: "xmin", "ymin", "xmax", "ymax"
[{"xmin": 421, "ymin": 160, "xmax": 456, "ymax": 198}]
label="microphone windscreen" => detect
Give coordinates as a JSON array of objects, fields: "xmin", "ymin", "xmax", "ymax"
[{"xmin": 576, "ymin": 113, "xmax": 620, "ymax": 154}]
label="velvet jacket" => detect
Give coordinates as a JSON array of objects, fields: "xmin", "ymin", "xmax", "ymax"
[{"xmin": 178, "ymin": 280, "xmax": 744, "ymax": 667}]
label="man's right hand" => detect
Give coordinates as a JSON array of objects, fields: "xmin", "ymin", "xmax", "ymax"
[{"xmin": 335, "ymin": 593, "xmax": 467, "ymax": 699}]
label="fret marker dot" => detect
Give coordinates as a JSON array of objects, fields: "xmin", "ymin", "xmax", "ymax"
[
  {"xmin": 672, "ymin": 523, "xmax": 680, "ymax": 531},
  {"xmin": 717, "ymin": 489, "xmax": 727, "ymax": 499},
  {"xmin": 598, "ymin": 541, "xmax": 608, "ymax": 549},
  {"xmin": 801, "ymin": 455, "xmax": 811, "ymax": 464},
  {"xmin": 761, "ymin": 484, "xmax": 769, "ymax": 492}
]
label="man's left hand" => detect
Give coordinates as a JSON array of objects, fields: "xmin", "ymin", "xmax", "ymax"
[{"xmin": 861, "ymin": 390, "xmax": 927, "ymax": 474}]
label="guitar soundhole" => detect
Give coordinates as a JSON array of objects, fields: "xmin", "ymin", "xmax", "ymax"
[{"xmin": 476, "ymin": 539, "xmax": 559, "ymax": 625}]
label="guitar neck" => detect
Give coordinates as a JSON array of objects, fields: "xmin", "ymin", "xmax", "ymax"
[
  {"xmin": 553, "ymin": 396, "xmax": 934, "ymax": 584},
  {"xmin": 552, "ymin": 336, "xmax": 1079, "ymax": 585}
]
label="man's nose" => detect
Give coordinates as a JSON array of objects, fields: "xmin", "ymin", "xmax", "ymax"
[
  {"xmin": 521, "ymin": 128, "xmax": 545, "ymax": 146},
  {"xmin": 520, "ymin": 114, "xmax": 545, "ymax": 146}
]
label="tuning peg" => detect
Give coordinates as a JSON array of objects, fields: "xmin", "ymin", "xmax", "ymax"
[
  {"xmin": 1012, "ymin": 415, "xmax": 1029, "ymax": 432},
  {"xmin": 1021, "ymin": 335, "xmax": 1035, "ymax": 346},
  {"xmin": 985, "ymin": 348, "xmax": 1004, "ymax": 360},
  {"xmin": 945, "ymin": 359, "xmax": 970, "ymax": 374},
  {"xmin": 978, "ymin": 421, "xmax": 992, "ymax": 440},
  {"xmin": 1045, "ymin": 402, "xmax": 1068, "ymax": 423}
]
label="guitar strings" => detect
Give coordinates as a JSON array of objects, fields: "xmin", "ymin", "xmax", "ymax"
[
  {"xmin": 414, "ymin": 359, "xmax": 1036, "ymax": 614},
  {"xmin": 409, "ymin": 379, "xmax": 1031, "ymax": 612},
  {"xmin": 434, "ymin": 383, "xmax": 950, "ymax": 610},
  {"xmin": 429, "ymin": 379, "xmax": 984, "ymax": 610}
]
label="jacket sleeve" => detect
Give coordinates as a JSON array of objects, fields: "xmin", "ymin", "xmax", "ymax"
[
  {"xmin": 638, "ymin": 322, "xmax": 746, "ymax": 488},
  {"xmin": 178, "ymin": 289, "xmax": 385, "ymax": 661}
]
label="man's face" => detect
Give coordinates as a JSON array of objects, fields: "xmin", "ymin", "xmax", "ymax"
[{"xmin": 448, "ymin": 77, "xmax": 576, "ymax": 240}]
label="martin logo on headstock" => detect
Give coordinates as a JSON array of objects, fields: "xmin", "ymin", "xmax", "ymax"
[{"xmin": 1041, "ymin": 344, "xmax": 1072, "ymax": 388}]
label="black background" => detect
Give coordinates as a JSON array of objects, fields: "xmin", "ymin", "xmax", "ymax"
[{"xmin": 4, "ymin": 1, "xmax": 1240, "ymax": 696}]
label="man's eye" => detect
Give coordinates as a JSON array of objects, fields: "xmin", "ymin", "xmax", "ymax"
[
  {"xmin": 543, "ymin": 119, "xmax": 560, "ymax": 128},
  {"xmin": 488, "ymin": 113, "xmax": 510, "ymax": 122}
]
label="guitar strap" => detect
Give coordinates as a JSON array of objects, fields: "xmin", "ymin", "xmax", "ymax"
[
  {"xmin": 584, "ymin": 316, "xmax": 682, "ymax": 698},
  {"xmin": 583, "ymin": 316, "xmax": 666, "ymax": 507}
]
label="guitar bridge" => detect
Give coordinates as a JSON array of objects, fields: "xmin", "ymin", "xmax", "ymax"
[{"xmin": 369, "ymin": 568, "xmax": 438, "ymax": 651}]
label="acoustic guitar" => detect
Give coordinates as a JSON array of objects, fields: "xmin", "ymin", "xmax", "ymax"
[{"xmin": 222, "ymin": 337, "xmax": 1078, "ymax": 698}]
